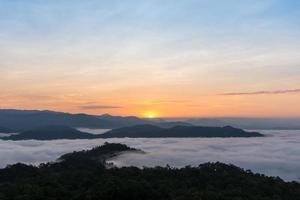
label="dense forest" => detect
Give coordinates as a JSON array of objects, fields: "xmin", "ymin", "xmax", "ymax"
[
  {"xmin": 101, "ymin": 124, "xmax": 263, "ymax": 138},
  {"xmin": 0, "ymin": 143, "xmax": 299, "ymax": 200},
  {"xmin": 3, "ymin": 124, "xmax": 263, "ymax": 140}
]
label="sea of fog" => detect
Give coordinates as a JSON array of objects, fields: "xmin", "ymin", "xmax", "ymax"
[{"xmin": 0, "ymin": 130, "xmax": 299, "ymax": 182}]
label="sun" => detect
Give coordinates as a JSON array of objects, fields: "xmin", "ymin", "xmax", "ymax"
[{"xmin": 142, "ymin": 111, "xmax": 159, "ymax": 119}]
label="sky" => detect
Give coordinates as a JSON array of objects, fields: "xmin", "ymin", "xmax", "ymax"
[{"xmin": 0, "ymin": 0, "xmax": 300, "ymax": 118}]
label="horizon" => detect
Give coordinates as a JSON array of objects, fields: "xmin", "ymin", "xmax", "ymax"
[
  {"xmin": 1, "ymin": 0, "xmax": 300, "ymax": 118},
  {"xmin": 1, "ymin": 108, "xmax": 300, "ymax": 120},
  {"xmin": 1, "ymin": 1, "xmax": 300, "ymax": 198}
]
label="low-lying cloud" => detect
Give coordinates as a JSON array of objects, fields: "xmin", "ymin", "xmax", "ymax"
[
  {"xmin": 0, "ymin": 130, "xmax": 299, "ymax": 182},
  {"xmin": 221, "ymin": 89, "xmax": 300, "ymax": 96}
]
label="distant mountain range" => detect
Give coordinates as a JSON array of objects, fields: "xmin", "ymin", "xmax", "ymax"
[
  {"xmin": 5, "ymin": 126, "xmax": 96, "ymax": 140},
  {"xmin": 184, "ymin": 117, "xmax": 300, "ymax": 130},
  {"xmin": 0, "ymin": 109, "xmax": 192, "ymax": 131},
  {"xmin": 0, "ymin": 109, "xmax": 113, "ymax": 131},
  {"xmin": 0, "ymin": 127, "xmax": 14, "ymax": 133},
  {"xmin": 0, "ymin": 109, "xmax": 299, "ymax": 131},
  {"xmin": 98, "ymin": 113, "xmax": 192, "ymax": 128},
  {"xmin": 100, "ymin": 124, "xmax": 263, "ymax": 138},
  {"xmin": 3, "ymin": 124, "xmax": 263, "ymax": 140}
]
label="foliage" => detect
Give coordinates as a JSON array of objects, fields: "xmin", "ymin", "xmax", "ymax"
[
  {"xmin": 101, "ymin": 125, "xmax": 263, "ymax": 138},
  {"xmin": 0, "ymin": 143, "xmax": 299, "ymax": 200}
]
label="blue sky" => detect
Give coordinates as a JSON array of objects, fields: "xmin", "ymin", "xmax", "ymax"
[{"xmin": 0, "ymin": 0, "xmax": 300, "ymax": 117}]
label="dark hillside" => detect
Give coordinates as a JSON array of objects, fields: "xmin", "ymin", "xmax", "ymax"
[{"xmin": 0, "ymin": 143, "xmax": 298, "ymax": 200}]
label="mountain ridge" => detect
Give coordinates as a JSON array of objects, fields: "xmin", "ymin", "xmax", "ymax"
[
  {"xmin": 0, "ymin": 126, "xmax": 15, "ymax": 133},
  {"xmin": 0, "ymin": 109, "xmax": 192, "ymax": 131},
  {"xmin": 101, "ymin": 124, "xmax": 263, "ymax": 138},
  {"xmin": 5, "ymin": 125, "xmax": 96, "ymax": 140},
  {"xmin": 3, "ymin": 124, "xmax": 263, "ymax": 140}
]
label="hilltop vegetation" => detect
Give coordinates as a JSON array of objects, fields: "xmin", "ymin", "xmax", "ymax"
[
  {"xmin": 4, "ymin": 125, "xmax": 96, "ymax": 140},
  {"xmin": 3, "ymin": 124, "xmax": 263, "ymax": 140},
  {"xmin": 0, "ymin": 127, "xmax": 15, "ymax": 133},
  {"xmin": 0, "ymin": 143, "xmax": 299, "ymax": 200},
  {"xmin": 101, "ymin": 124, "xmax": 263, "ymax": 138}
]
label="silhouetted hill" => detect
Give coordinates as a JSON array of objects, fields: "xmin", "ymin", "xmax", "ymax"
[
  {"xmin": 0, "ymin": 109, "xmax": 192, "ymax": 131},
  {"xmin": 59, "ymin": 142, "xmax": 138, "ymax": 164},
  {"xmin": 156, "ymin": 121, "xmax": 193, "ymax": 128},
  {"xmin": 102, "ymin": 124, "xmax": 163, "ymax": 138},
  {"xmin": 186, "ymin": 117, "xmax": 300, "ymax": 130},
  {"xmin": 99, "ymin": 114, "xmax": 193, "ymax": 128},
  {"xmin": 0, "ymin": 143, "xmax": 298, "ymax": 199},
  {"xmin": 5, "ymin": 125, "xmax": 96, "ymax": 140},
  {"xmin": 0, "ymin": 109, "xmax": 117, "ymax": 131},
  {"xmin": 98, "ymin": 114, "xmax": 146, "ymax": 126},
  {"xmin": 2, "ymin": 124, "xmax": 263, "ymax": 140},
  {"xmin": 0, "ymin": 126, "xmax": 15, "ymax": 133},
  {"xmin": 101, "ymin": 124, "xmax": 263, "ymax": 138},
  {"xmin": 1, "ymin": 109, "xmax": 300, "ymax": 132}
]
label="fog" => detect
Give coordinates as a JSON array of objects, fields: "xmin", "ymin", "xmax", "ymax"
[
  {"xmin": 0, "ymin": 132, "xmax": 18, "ymax": 138},
  {"xmin": 76, "ymin": 128, "xmax": 111, "ymax": 135},
  {"xmin": 0, "ymin": 130, "xmax": 299, "ymax": 182}
]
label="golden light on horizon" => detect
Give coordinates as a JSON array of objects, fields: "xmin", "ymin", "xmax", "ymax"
[{"xmin": 142, "ymin": 111, "xmax": 159, "ymax": 119}]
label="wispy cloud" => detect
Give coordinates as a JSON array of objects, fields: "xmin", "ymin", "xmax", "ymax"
[
  {"xmin": 220, "ymin": 89, "xmax": 300, "ymax": 96},
  {"xmin": 80, "ymin": 105, "xmax": 122, "ymax": 110}
]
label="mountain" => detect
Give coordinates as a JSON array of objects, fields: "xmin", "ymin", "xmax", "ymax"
[
  {"xmin": 100, "ymin": 124, "xmax": 263, "ymax": 138},
  {"xmin": 0, "ymin": 109, "xmax": 116, "ymax": 131},
  {"xmin": 101, "ymin": 124, "xmax": 163, "ymax": 138},
  {"xmin": 0, "ymin": 109, "xmax": 192, "ymax": 131},
  {"xmin": 98, "ymin": 114, "xmax": 149, "ymax": 127},
  {"xmin": 58, "ymin": 142, "xmax": 138, "ymax": 164},
  {"xmin": 156, "ymin": 121, "xmax": 193, "ymax": 128},
  {"xmin": 3, "ymin": 108, "xmax": 297, "ymax": 131},
  {"xmin": 3, "ymin": 124, "xmax": 263, "ymax": 140},
  {"xmin": 0, "ymin": 143, "xmax": 299, "ymax": 200},
  {"xmin": 185, "ymin": 117, "xmax": 300, "ymax": 130},
  {"xmin": 5, "ymin": 125, "xmax": 96, "ymax": 140},
  {"xmin": 0, "ymin": 126, "xmax": 15, "ymax": 133},
  {"xmin": 98, "ymin": 114, "xmax": 193, "ymax": 128}
]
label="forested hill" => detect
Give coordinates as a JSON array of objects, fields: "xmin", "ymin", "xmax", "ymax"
[
  {"xmin": 3, "ymin": 124, "xmax": 263, "ymax": 140},
  {"xmin": 0, "ymin": 127, "xmax": 15, "ymax": 133},
  {"xmin": 0, "ymin": 143, "xmax": 299, "ymax": 200},
  {"xmin": 100, "ymin": 124, "xmax": 264, "ymax": 138},
  {"xmin": 58, "ymin": 142, "xmax": 138, "ymax": 164},
  {"xmin": 4, "ymin": 125, "xmax": 96, "ymax": 140}
]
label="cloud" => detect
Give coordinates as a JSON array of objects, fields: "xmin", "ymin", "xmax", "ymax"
[
  {"xmin": 0, "ymin": 130, "xmax": 299, "ymax": 182},
  {"xmin": 220, "ymin": 89, "xmax": 300, "ymax": 96},
  {"xmin": 80, "ymin": 105, "xmax": 122, "ymax": 110},
  {"xmin": 108, "ymin": 130, "xmax": 300, "ymax": 182}
]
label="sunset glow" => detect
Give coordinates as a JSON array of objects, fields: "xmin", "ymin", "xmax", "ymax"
[
  {"xmin": 0, "ymin": 1, "xmax": 299, "ymax": 118},
  {"xmin": 142, "ymin": 111, "xmax": 159, "ymax": 119}
]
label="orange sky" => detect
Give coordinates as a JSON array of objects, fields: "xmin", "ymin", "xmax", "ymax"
[
  {"xmin": 1, "ymin": 88, "xmax": 300, "ymax": 118},
  {"xmin": 1, "ymin": 1, "xmax": 300, "ymax": 118}
]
